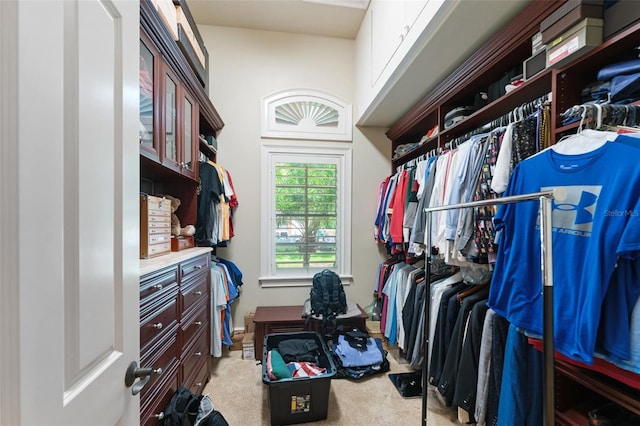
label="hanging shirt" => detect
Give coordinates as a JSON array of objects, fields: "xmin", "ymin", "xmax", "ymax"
[
  {"xmin": 410, "ymin": 157, "xmax": 437, "ymax": 255},
  {"xmin": 389, "ymin": 169, "xmax": 409, "ymax": 244},
  {"xmin": 491, "ymin": 122, "xmax": 515, "ymax": 194},
  {"xmin": 196, "ymin": 161, "xmax": 225, "ymax": 245},
  {"xmin": 488, "ymin": 141, "xmax": 640, "ymax": 364}
]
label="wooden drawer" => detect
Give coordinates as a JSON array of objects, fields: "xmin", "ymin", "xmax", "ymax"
[
  {"xmin": 187, "ymin": 357, "xmax": 210, "ymax": 395},
  {"xmin": 149, "ymin": 221, "xmax": 170, "ymax": 231},
  {"xmin": 145, "ymin": 241, "xmax": 171, "ymax": 258},
  {"xmin": 181, "ymin": 327, "xmax": 209, "ymax": 387},
  {"xmin": 148, "ymin": 210, "xmax": 171, "ymax": 221},
  {"xmin": 181, "ymin": 274, "xmax": 208, "ymax": 318},
  {"xmin": 148, "ymin": 232, "xmax": 171, "ymax": 245},
  {"xmin": 141, "ymin": 296, "xmax": 179, "ymax": 352},
  {"xmin": 181, "ymin": 299, "xmax": 208, "ymax": 352},
  {"xmin": 140, "ymin": 267, "xmax": 178, "ymax": 309},
  {"xmin": 140, "ymin": 363, "xmax": 179, "ymax": 426},
  {"xmin": 268, "ymin": 324, "xmax": 306, "ymax": 334},
  {"xmin": 179, "ymin": 253, "xmax": 209, "ymax": 282},
  {"xmin": 140, "ymin": 332, "xmax": 179, "ymax": 400}
]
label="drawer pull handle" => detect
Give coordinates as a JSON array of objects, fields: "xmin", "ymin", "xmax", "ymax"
[
  {"xmin": 153, "ymin": 367, "xmax": 163, "ymax": 375},
  {"xmin": 194, "ymin": 291, "xmax": 203, "ymax": 296},
  {"xmin": 194, "ymin": 351, "xmax": 202, "ymax": 356},
  {"xmin": 194, "ymin": 321, "xmax": 202, "ymax": 326},
  {"xmin": 194, "ymin": 265, "xmax": 203, "ymax": 270},
  {"xmin": 195, "ymin": 382, "xmax": 203, "ymax": 387},
  {"xmin": 154, "ymin": 413, "xmax": 165, "ymax": 420},
  {"xmin": 151, "ymin": 322, "xmax": 163, "ymax": 329},
  {"xmin": 153, "ymin": 284, "xmax": 163, "ymax": 290}
]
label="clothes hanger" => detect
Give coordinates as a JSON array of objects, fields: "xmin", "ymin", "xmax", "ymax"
[
  {"xmin": 577, "ymin": 104, "xmax": 588, "ymax": 133},
  {"xmin": 595, "ymin": 103, "xmax": 603, "ymax": 130}
]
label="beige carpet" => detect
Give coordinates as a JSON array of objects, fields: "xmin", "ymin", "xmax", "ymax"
[{"xmin": 203, "ymin": 347, "xmax": 458, "ymax": 425}]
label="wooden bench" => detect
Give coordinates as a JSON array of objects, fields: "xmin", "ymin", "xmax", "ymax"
[{"xmin": 252, "ymin": 303, "xmax": 368, "ymax": 360}]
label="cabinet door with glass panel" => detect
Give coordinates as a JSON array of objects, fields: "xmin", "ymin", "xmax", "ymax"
[
  {"xmin": 180, "ymin": 88, "xmax": 198, "ymax": 181},
  {"xmin": 139, "ymin": 33, "xmax": 160, "ymax": 162},
  {"xmin": 160, "ymin": 61, "xmax": 198, "ymax": 180},
  {"xmin": 161, "ymin": 62, "xmax": 180, "ymax": 174}
]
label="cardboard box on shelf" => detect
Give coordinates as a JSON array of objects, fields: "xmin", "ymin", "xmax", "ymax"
[
  {"xmin": 546, "ymin": 18, "xmax": 603, "ymax": 69},
  {"xmin": 230, "ymin": 331, "xmax": 244, "ymax": 351},
  {"xmin": 244, "ymin": 311, "xmax": 255, "ymax": 334},
  {"xmin": 242, "ymin": 332, "xmax": 255, "ymax": 360},
  {"xmin": 540, "ymin": 3, "xmax": 603, "ymax": 44},
  {"xmin": 604, "ymin": 0, "xmax": 640, "ymax": 40}
]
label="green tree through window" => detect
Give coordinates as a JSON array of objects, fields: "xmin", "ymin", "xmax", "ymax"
[{"xmin": 275, "ymin": 162, "xmax": 337, "ymax": 269}]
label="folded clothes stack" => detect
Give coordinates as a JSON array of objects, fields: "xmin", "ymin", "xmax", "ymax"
[{"xmin": 581, "ymin": 58, "xmax": 640, "ymax": 105}]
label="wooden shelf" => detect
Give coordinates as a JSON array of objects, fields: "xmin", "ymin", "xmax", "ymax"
[
  {"xmin": 199, "ymin": 136, "xmax": 217, "ymax": 160},
  {"xmin": 556, "ymin": 360, "xmax": 640, "ymax": 416}
]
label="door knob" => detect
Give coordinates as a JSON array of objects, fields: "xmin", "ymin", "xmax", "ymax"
[{"xmin": 124, "ymin": 361, "xmax": 161, "ymax": 395}]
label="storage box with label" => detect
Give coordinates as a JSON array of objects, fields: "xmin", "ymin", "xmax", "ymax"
[
  {"xmin": 604, "ymin": 0, "xmax": 640, "ymax": 39},
  {"xmin": 242, "ymin": 332, "xmax": 255, "ymax": 360},
  {"xmin": 262, "ymin": 332, "xmax": 336, "ymax": 425},
  {"xmin": 140, "ymin": 194, "xmax": 172, "ymax": 259},
  {"xmin": 170, "ymin": 235, "xmax": 194, "ymax": 251},
  {"xmin": 546, "ymin": 18, "xmax": 603, "ymax": 69},
  {"xmin": 540, "ymin": 2, "xmax": 603, "ymax": 44},
  {"xmin": 524, "ymin": 49, "xmax": 547, "ymax": 81}
]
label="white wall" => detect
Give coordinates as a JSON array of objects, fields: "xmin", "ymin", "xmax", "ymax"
[
  {"xmin": 198, "ymin": 25, "xmax": 391, "ymax": 328},
  {"xmin": 354, "ymin": 0, "xmax": 531, "ymax": 127}
]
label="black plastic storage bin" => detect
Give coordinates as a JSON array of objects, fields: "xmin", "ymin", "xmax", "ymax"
[{"xmin": 262, "ymin": 331, "xmax": 337, "ymax": 425}]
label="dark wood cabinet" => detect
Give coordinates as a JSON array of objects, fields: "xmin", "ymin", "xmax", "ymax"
[
  {"xmin": 252, "ymin": 304, "xmax": 368, "ymax": 361},
  {"xmin": 158, "ymin": 60, "xmax": 199, "ymax": 180},
  {"xmin": 139, "ymin": 250, "xmax": 212, "ymax": 426},
  {"xmin": 138, "ymin": 1, "xmax": 221, "ymax": 420},
  {"xmin": 139, "ymin": 0, "xmax": 223, "ymax": 231}
]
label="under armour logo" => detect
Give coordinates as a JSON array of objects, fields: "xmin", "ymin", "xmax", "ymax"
[
  {"xmin": 541, "ymin": 185, "xmax": 602, "ymax": 234},
  {"xmin": 553, "ymin": 190, "xmax": 598, "ymax": 225}
]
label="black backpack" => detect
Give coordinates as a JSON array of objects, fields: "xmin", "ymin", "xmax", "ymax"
[
  {"xmin": 309, "ymin": 269, "xmax": 347, "ymax": 336},
  {"xmin": 162, "ymin": 386, "xmax": 228, "ymax": 426}
]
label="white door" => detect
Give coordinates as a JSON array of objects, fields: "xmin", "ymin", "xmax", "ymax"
[{"xmin": 0, "ymin": 0, "xmax": 141, "ymax": 425}]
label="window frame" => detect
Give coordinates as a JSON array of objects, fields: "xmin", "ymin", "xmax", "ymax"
[{"xmin": 260, "ymin": 142, "xmax": 352, "ymax": 287}]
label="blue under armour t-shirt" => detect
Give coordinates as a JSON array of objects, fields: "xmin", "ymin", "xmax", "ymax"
[{"xmin": 488, "ymin": 141, "xmax": 640, "ymax": 364}]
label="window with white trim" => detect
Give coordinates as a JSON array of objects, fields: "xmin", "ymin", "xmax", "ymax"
[{"xmin": 260, "ymin": 144, "xmax": 352, "ymax": 287}]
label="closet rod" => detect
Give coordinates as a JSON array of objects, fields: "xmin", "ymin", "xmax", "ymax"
[
  {"xmin": 424, "ymin": 189, "xmax": 554, "ymax": 212},
  {"xmin": 422, "ymin": 189, "xmax": 556, "ymax": 426}
]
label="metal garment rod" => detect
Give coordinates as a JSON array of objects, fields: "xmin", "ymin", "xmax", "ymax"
[{"xmin": 421, "ymin": 189, "xmax": 556, "ymax": 426}]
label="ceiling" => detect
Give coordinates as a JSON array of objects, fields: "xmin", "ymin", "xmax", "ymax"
[
  {"xmin": 187, "ymin": 0, "xmax": 532, "ymax": 128},
  {"xmin": 187, "ymin": 0, "xmax": 369, "ymax": 40}
]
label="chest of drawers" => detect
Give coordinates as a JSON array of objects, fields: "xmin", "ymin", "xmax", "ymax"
[{"xmin": 139, "ymin": 249, "xmax": 211, "ymax": 426}]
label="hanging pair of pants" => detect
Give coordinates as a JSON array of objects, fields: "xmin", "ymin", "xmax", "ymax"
[{"xmin": 497, "ymin": 323, "xmax": 543, "ymax": 425}]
